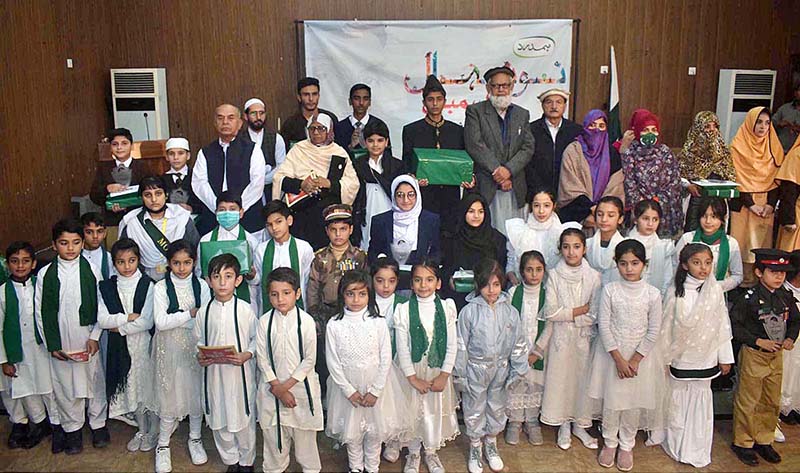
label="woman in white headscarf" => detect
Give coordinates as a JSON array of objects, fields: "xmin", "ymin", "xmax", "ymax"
[{"xmin": 272, "ymin": 113, "xmax": 360, "ymax": 249}]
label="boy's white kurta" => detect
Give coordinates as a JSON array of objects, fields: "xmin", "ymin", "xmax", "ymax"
[
  {"xmin": 783, "ymin": 281, "xmax": 800, "ymax": 416},
  {"xmin": 198, "ymin": 225, "xmax": 262, "ymax": 315},
  {"xmin": 256, "ymin": 307, "xmax": 323, "ymax": 431},
  {"xmin": 82, "ymin": 247, "xmax": 115, "ymax": 280},
  {"xmin": 540, "ymin": 259, "xmax": 601, "ymax": 428},
  {"xmin": 507, "ymin": 283, "xmax": 551, "ymax": 417},
  {"xmin": 585, "ymin": 231, "xmax": 623, "ymax": 286},
  {"xmin": 252, "ymin": 237, "xmax": 315, "ymax": 312},
  {"xmin": 194, "ymin": 297, "xmax": 257, "ymax": 432},
  {"xmin": 152, "ymin": 273, "xmax": 211, "ymax": 419},
  {"xmin": 628, "ymin": 228, "xmax": 675, "ymax": 297},
  {"xmin": 325, "ymin": 307, "xmax": 409, "ymax": 444},
  {"xmin": 505, "ymin": 214, "xmax": 574, "ymax": 275},
  {"xmin": 0, "ymin": 279, "xmax": 55, "ymax": 399},
  {"xmin": 34, "ymin": 257, "xmax": 107, "ymax": 432},
  {"xmin": 674, "ymin": 231, "xmax": 744, "ymax": 292},
  {"xmin": 394, "ymin": 295, "xmax": 460, "ymax": 449},
  {"xmin": 97, "ymin": 273, "xmax": 155, "ymax": 419},
  {"xmin": 454, "ymin": 291, "xmax": 528, "ymax": 439}
]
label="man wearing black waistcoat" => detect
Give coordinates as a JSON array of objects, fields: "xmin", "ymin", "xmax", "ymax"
[{"xmin": 237, "ymin": 97, "xmax": 286, "ymax": 202}]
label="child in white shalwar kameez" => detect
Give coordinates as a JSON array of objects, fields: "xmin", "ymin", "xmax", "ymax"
[
  {"xmin": 455, "ymin": 259, "xmax": 528, "ymax": 473},
  {"xmin": 659, "ymin": 243, "xmax": 734, "ymax": 468},
  {"xmin": 256, "ymin": 267, "xmax": 323, "ymax": 473},
  {"xmin": 782, "ymin": 259, "xmax": 800, "ymax": 424},
  {"xmin": 585, "ymin": 196, "xmax": 625, "ymax": 286},
  {"xmin": 153, "ymin": 240, "xmax": 211, "ymax": 473},
  {"xmin": 628, "ymin": 200, "xmax": 675, "ymax": 298},
  {"xmin": 195, "ymin": 254, "xmax": 258, "ymax": 472},
  {"xmin": 506, "ymin": 250, "xmax": 552, "ymax": 446},
  {"xmin": 35, "ymin": 219, "xmax": 109, "ymax": 454},
  {"xmin": 0, "ymin": 241, "xmax": 60, "ymax": 451},
  {"xmin": 588, "ymin": 240, "xmax": 666, "ymax": 471},
  {"xmin": 97, "ymin": 238, "xmax": 157, "ymax": 452},
  {"xmin": 325, "ymin": 270, "xmax": 409, "ymax": 473},
  {"xmin": 394, "ymin": 260, "xmax": 460, "ymax": 473},
  {"xmin": 540, "ymin": 228, "xmax": 601, "ymax": 451}
]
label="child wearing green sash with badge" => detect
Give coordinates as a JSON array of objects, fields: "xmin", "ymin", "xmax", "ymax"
[
  {"xmin": 197, "ymin": 191, "xmax": 260, "ymax": 317},
  {"xmin": 506, "ymin": 250, "xmax": 551, "ymax": 447}
]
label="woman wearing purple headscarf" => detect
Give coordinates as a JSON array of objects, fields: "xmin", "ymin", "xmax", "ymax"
[{"xmin": 557, "ymin": 109, "xmax": 625, "ymax": 230}]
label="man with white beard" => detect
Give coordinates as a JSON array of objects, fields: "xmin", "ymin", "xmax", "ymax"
[{"xmin": 465, "ymin": 66, "xmax": 534, "ymax": 234}]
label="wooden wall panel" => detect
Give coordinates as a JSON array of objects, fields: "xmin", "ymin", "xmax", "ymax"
[{"xmin": 0, "ymin": 0, "xmax": 796, "ymax": 250}]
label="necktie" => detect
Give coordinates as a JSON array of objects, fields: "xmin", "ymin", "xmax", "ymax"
[{"xmin": 174, "ymin": 174, "xmax": 183, "ymax": 187}]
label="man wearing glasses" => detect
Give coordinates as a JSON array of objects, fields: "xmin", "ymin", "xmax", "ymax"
[
  {"xmin": 465, "ymin": 66, "xmax": 534, "ymax": 234},
  {"xmin": 238, "ymin": 97, "xmax": 287, "ymax": 201}
]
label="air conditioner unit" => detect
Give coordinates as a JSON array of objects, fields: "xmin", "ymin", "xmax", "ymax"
[
  {"xmin": 111, "ymin": 68, "xmax": 169, "ymax": 141},
  {"xmin": 716, "ymin": 69, "xmax": 776, "ymax": 143}
]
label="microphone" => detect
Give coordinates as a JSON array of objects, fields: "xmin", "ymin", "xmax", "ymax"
[{"xmin": 143, "ymin": 112, "xmax": 151, "ymax": 140}]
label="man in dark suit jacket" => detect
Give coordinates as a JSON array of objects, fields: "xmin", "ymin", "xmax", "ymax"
[
  {"xmin": 90, "ymin": 127, "xmax": 147, "ymax": 226},
  {"xmin": 465, "ymin": 66, "xmax": 534, "ymax": 234},
  {"xmin": 238, "ymin": 97, "xmax": 287, "ymax": 200},
  {"xmin": 280, "ymin": 77, "xmax": 338, "ymax": 145},
  {"xmin": 333, "ymin": 83, "xmax": 390, "ymax": 155},
  {"xmin": 526, "ymin": 88, "xmax": 583, "ymax": 199}
]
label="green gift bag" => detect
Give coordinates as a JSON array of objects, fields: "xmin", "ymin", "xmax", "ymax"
[
  {"xmin": 412, "ymin": 148, "xmax": 473, "ymax": 186},
  {"xmin": 200, "ymin": 240, "xmax": 251, "ymax": 277}
]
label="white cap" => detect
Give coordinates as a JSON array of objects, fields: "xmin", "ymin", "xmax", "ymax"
[
  {"xmin": 165, "ymin": 137, "xmax": 190, "ymax": 151},
  {"xmin": 243, "ymin": 98, "xmax": 265, "ymax": 112},
  {"xmin": 537, "ymin": 88, "xmax": 570, "ymax": 102}
]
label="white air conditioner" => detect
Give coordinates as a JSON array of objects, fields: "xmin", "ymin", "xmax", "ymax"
[
  {"xmin": 716, "ymin": 69, "xmax": 776, "ymax": 143},
  {"xmin": 111, "ymin": 68, "xmax": 169, "ymax": 141}
]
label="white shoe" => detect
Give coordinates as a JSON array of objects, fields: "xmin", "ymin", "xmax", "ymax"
[
  {"xmin": 467, "ymin": 445, "xmax": 484, "ymax": 473},
  {"xmin": 557, "ymin": 423, "xmax": 572, "ymax": 450},
  {"xmin": 425, "ymin": 451, "xmax": 445, "ymax": 473},
  {"xmin": 383, "ymin": 440, "xmax": 400, "ymax": 463},
  {"xmin": 775, "ymin": 425, "xmax": 786, "ymax": 443},
  {"xmin": 126, "ymin": 431, "xmax": 144, "ymax": 452},
  {"xmin": 483, "ymin": 442, "xmax": 504, "ymax": 472},
  {"xmin": 572, "ymin": 425, "xmax": 599, "ymax": 449},
  {"xmin": 187, "ymin": 438, "xmax": 208, "ymax": 465},
  {"xmin": 155, "ymin": 446, "xmax": 172, "ymax": 473},
  {"xmin": 140, "ymin": 432, "xmax": 157, "ymax": 452},
  {"xmin": 404, "ymin": 452, "xmax": 421, "ymax": 473}
]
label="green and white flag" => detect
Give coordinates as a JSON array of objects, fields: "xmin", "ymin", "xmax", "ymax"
[{"xmin": 608, "ymin": 45, "xmax": 622, "ymax": 143}]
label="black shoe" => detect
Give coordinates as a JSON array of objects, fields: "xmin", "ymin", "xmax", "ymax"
[
  {"xmin": 226, "ymin": 464, "xmax": 240, "ymax": 472},
  {"xmin": 791, "ymin": 410, "xmax": 800, "ymax": 424},
  {"xmin": 65, "ymin": 430, "xmax": 83, "ymax": 455},
  {"xmin": 51, "ymin": 425, "xmax": 66, "ymax": 454},
  {"xmin": 753, "ymin": 444, "xmax": 782, "ymax": 463},
  {"xmin": 780, "ymin": 413, "xmax": 798, "ymax": 425},
  {"xmin": 7, "ymin": 422, "xmax": 29, "ymax": 449},
  {"xmin": 731, "ymin": 445, "xmax": 759, "ymax": 466},
  {"xmin": 91, "ymin": 426, "xmax": 110, "ymax": 448},
  {"xmin": 239, "ymin": 466, "xmax": 254, "ymax": 473},
  {"xmin": 22, "ymin": 419, "xmax": 52, "ymax": 449}
]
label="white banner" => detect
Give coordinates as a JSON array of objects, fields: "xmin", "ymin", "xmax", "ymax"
[{"xmin": 304, "ymin": 19, "xmax": 574, "ymax": 154}]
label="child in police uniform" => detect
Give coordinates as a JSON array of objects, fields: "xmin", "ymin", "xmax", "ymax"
[{"xmin": 730, "ymin": 248, "xmax": 800, "ymax": 466}]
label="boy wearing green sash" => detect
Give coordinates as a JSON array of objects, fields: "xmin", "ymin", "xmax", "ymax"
[
  {"xmin": 0, "ymin": 241, "xmax": 61, "ymax": 451},
  {"xmin": 197, "ymin": 191, "xmax": 260, "ymax": 316},
  {"xmin": 253, "ymin": 200, "xmax": 314, "ymax": 316},
  {"xmin": 35, "ymin": 219, "xmax": 109, "ymax": 455}
]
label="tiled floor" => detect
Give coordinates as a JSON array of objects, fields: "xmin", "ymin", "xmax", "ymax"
[{"xmin": 1, "ymin": 417, "xmax": 799, "ymax": 472}]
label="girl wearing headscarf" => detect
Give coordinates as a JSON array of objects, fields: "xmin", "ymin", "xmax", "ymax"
[
  {"xmin": 729, "ymin": 107, "xmax": 785, "ymax": 284},
  {"xmin": 558, "ymin": 109, "xmax": 625, "ymax": 228},
  {"xmin": 679, "ymin": 111, "xmax": 737, "ymax": 232},
  {"xmin": 272, "ymin": 113, "xmax": 360, "ymax": 249},
  {"xmin": 442, "ymin": 193, "xmax": 508, "ymax": 309},
  {"xmin": 776, "ymin": 139, "xmax": 800, "ymax": 251},
  {"xmin": 621, "ymin": 109, "xmax": 685, "ymax": 237},
  {"xmin": 367, "ymin": 175, "xmax": 441, "ymax": 289}
]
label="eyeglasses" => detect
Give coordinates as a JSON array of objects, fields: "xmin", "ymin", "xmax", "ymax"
[
  {"xmin": 307, "ymin": 125, "xmax": 327, "ymax": 133},
  {"xmin": 488, "ymin": 82, "xmax": 513, "ymax": 90},
  {"xmin": 394, "ymin": 191, "xmax": 417, "ymax": 200}
]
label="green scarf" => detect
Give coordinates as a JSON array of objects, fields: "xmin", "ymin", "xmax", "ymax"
[
  {"xmin": 3, "ymin": 277, "xmax": 41, "ymax": 364},
  {"xmin": 211, "ymin": 226, "xmax": 251, "ymax": 303},
  {"xmin": 165, "ymin": 273, "xmax": 202, "ymax": 314},
  {"xmin": 692, "ymin": 228, "xmax": 729, "ymax": 281},
  {"xmin": 41, "ymin": 257, "xmax": 98, "ymax": 352},
  {"xmin": 261, "ymin": 237, "xmax": 303, "ymax": 312},
  {"xmin": 101, "ymin": 249, "xmax": 110, "ymax": 281},
  {"xmin": 511, "ymin": 284, "xmax": 546, "ymax": 371},
  {"xmin": 408, "ymin": 294, "xmax": 447, "ymax": 368}
]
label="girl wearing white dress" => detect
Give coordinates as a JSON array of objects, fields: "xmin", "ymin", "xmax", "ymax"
[
  {"xmin": 97, "ymin": 238, "xmax": 157, "ymax": 452},
  {"xmin": 326, "ymin": 270, "xmax": 409, "ymax": 473},
  {"xmin": 505, "ymin": 191, "xmax": 568, "ymax": 283},
  {"xmin": 541, "ymin": 228, "xmax": 601, "ymax": 450},
  {"xmin": 660, "ymin": 243, "xmax": 733, "ymax": 468},
  {"xmin": 394, "ymin": 259, "xmax": 459, "ymax": 473},
  {"xmin": 628, "ymin": 199, "xmax": 675, "ymax": 297},
  {"xmin": 586, "ymin": 196, "xmax": 625, "ymax": 286},
  {"xmin": 674, "ymin": 197, "xmax": 743, "ymax": 293},
  {"xmin": 506, "ymin": 250, "xmax": 552, "ymax": 446},
  {"xmin": 588, "ymin": 239, "xmax": 665, "ymax": 471},
  {"xmin": 152, "ymin": 240, "xmax": 211, "ymax": 473}
]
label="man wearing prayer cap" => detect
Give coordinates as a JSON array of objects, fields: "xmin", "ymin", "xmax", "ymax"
[
  {"xmin": 238, "ymin": 97, "xmax": 287, "ymax": 200},
  {"xmin": 280, "ymin": 77, "xmax": 339, "ymax": 144},
  {"xmin": 526, "ymin": 87, "xmax": 582, "ymax": 199},
  {"xmin": 163, "ymin": 137, "xmax": 202, "ymax": 214},
  {"xmin": 192, "ymin": 103, "xmax": 267, "ymax": 237},
  {"xmin": 401, "ymin": 74, "xmax": 467, "ymax": 239},
  {"xmin": 464, "ymin": 66, "xmax": 534, "ymax": 234}
]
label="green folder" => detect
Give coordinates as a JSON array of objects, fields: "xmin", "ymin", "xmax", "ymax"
[
  {"xmin": 200, "ymin": 240, "xmax": 251, "ymax": 277},
  {"xmin": 105, "ymin": 193, "xmax": 142, "ymax": 210},
  {"xmin": 701, "ymin": 188, "xmax": 739, "ymax": 198},
  {"xmin": 453, "ymin": 269, "xmax": 475, "ymax": 293},
  {"xmin": 412, "ymin": 148, "xmax": 473, "ymax": 186}
]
